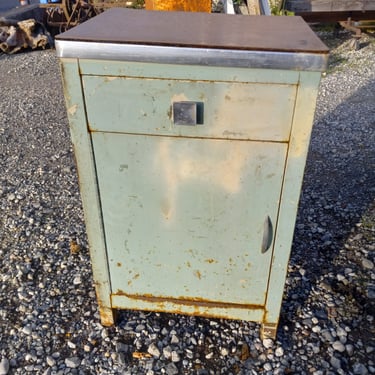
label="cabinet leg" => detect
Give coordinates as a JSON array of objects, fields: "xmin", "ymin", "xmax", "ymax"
[
  {"xmin": 261, "ymin": 322, "xmax": 278, "ymax": 340},
  {"xmin": 98, "ymin": 306, "xmax": 117, "ymax": 327}
]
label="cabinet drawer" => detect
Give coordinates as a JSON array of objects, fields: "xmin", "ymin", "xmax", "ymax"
[{"xmin": 83, "ymin": 76, "xmax": 297, "ymax": 141}]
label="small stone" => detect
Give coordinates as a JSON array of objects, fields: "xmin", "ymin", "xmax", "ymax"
[
  {"xmin": 163, "ymin": 346, "xmax": 172, "ymax": 359},
  {"xmin": 321, "ymin": 330, "xmax": 334, "ymax": 343},
  {"xmin": 330, "ymin": 356, "xmax": 341, "ymax": 369},
  {"xmin": 7, "ymin": 193, "xmax": 15, "ymax": 201},
  {"xmin": 117, "ymin": 353, "xmax": 126, "ymax": 365},
  {"xmin": 165, "ymin": 362, "xmax": 179, "ymax": 375},
  {"xmin": 346, "ymin": 344, "xmax": 354, "ymax": 356},
  {"xmin": 332, "ymin": 341, "xmax": 346, "ymax": 352},
  {"xmin": 67, "ymin": 341, "xmax": 76, "ymax": 349},
  {"xmin": 263, "ymin": 362, "xmax": 272, "ymax": 371},
  {"xmin": 46, "ymin": 356, "xmax": 56, "ymax": 367},
  {"xmin": 336, "ymin": 326, "xmax": 347, "ymax": 337},
  {"xmin": 367, "ymin": 286, "xmax": 375, "ymax": 299},
  {"xmin": 362, "ymin": 259, "xmax": 374, "ymax": 270},
  {"xmin": 147, "ymin": 343, "xmax": 160, "ymax": 358},
  {"xmin": 135, "ymin": 324, "xmax": 145, "ymax": 332},
  {"xmin": 312, "ymin": 325, "xmax": 321, "ymax": 333},
  {"xmin": 262, "ymin": 338, "xmax": 273, "ymax": 349},
  {"xmin": 0, "ymin": 358, "xmax": 9, "ymax": 375},
  {"xmin": 353, "ymin": 363, "xmax": 368, "ymax": 375},
  {"xmin": 73, "ymin": 276, "xmax": 81, "ymax": 285},
  {"xmin": 115, "ymin": 342, "xmax": 128, "ymax": 352},
  {"xmin": 22, "ymin": 326, "xmax": 32, "ymax": 335},
  {"xmin": 171, "ymin": 351, "xmax": 180, "ymax": 363},
  {"xmin": 275, "ymin": 347, "xmax": 284, "ymax": 357},
  {"xmin": 170, "ymin": 334, "xmax": 179, "ymax": 344},
  {"xmin": 220, "ymin": 347, "xmax": 229, "ymax": 356},
  {"xmin": 65, "ymin": 357, "xmax": 80, "ymax": 368}
]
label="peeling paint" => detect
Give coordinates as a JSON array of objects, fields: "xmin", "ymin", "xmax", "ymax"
[{"xmin": 68, "ymin": 104, "xmax": 78, "ymax": 116}]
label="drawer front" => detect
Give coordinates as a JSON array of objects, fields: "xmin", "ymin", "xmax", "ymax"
[
  {"xmin": 92, "ymin": 133, "xmax": 288, "ymax": 306},
  {"xmin": 83, "ymin": 76, "xmax": 297, "ymax": 141}
]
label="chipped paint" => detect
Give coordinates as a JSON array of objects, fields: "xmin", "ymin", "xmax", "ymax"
[
  {"xmin": 104, "ymin": 76, "xmax": 118, "ymax": 82},
  {"xmin": 68, "ymin": 104, "xmax": 78, "ymax": 116}
]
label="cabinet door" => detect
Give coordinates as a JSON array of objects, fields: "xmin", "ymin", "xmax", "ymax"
[{"xmin": 92, "ymin": 133, "xmax": 287, "ymax": 306}]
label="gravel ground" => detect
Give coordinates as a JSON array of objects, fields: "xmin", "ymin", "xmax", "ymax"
[{"xmin": 0, "ymin": 27, "xmax": 374, "ymax": 375}]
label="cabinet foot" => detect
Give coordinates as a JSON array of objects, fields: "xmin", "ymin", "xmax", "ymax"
[
  {"xmin": 99, "ymin": 307, "xmax": 117, "ymax": 326},
  {"xmin": 261, "ymin": 322, "xmax": 278, "ymax": 340}
]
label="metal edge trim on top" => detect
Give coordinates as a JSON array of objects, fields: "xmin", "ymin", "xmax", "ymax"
[{"xmin": 55, "ymin": 40, "xmax": 328, "ymax": 72}]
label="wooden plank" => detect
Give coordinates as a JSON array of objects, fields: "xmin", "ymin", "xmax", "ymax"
[
  {"xmin": 311, "ymin": 0, "xmax": 374, "ymax": 12},
  {"xmin": 296, "ymin": 10, "xmax": 375, "ymax": 21},
  {"xmin": 286, "ymin": 0, "xmax": 375, "ymax": 12},
  {"xmin": 247, "ymin": 0, "xmax": 261, "ymax": 14}
]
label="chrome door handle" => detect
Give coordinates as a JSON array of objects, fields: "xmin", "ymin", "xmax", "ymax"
[{"xmin": 261, "ymin": 216, "xmax": 273, "ymax": 254}]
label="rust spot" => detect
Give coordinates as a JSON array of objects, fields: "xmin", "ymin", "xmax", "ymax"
[
  {"xmin": 194, "ymin": 270, "xmax": 202, "ymax": 279},
  {"xmin": 186, "ymin": 261, "xmax": 191, "ymax": 268},
  {"xmin": 167, "ymin": 106, "xmax": 172, "ymax": 120},
  {"xmin": 113, "ymin": 290, "xmax": 264, "ymax": 311},
  {"xmin": 133, "ymin": 273, "xmax": 140, "ymax": 280},
  {"xmin": 69, "ymin": 240, "xmax": 80, "ymax": 254},
  {"xmin": 132, "ymin": 351, "xmax": 152, "ymax": 359},
  {"xmin": 117, "ymin": 262, "xmax": 122, "ymax": 267},
  {"xmin": 204, "ymin": 258, "xmax": 217, "ymax": 264}
]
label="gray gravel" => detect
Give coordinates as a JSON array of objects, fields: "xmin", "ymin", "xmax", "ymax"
[{"xmin": 0, "ymin": 27, "xmax": 374, "ymax": 374}]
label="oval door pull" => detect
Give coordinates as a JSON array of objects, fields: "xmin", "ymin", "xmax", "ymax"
[{"xmin": 261, "ymin": 216, "xmax": 273, "ymax": 254}]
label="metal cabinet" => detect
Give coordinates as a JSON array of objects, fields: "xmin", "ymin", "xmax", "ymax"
[{"xmin": 56, "ymin": 8, "xmax": 328, "ymax": 339}]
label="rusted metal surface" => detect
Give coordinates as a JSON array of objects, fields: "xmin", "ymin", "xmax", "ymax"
[
  {"xmin": 58, "ymin": 10, "xmax": 327, "ymax": 340},
  {"xmin": 113, "ymin": 291, "xmax": 265, "ymax": 311},
  {"xmin": 145, "ymin": 0, "xmax": 210, "ymax": 12},
  {"xmin": 260, "ymin": 322, "xmax": 278, "ymax": 340}
]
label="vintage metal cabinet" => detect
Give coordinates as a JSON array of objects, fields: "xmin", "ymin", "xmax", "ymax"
[{"xmin": 56, "ymin": 8, "xmax": 328, "ymax": 338}]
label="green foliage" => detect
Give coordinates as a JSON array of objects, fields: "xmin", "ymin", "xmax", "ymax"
[{"xmin": 269, "ymin": 0, "xmax": 294, "ymax": 15}]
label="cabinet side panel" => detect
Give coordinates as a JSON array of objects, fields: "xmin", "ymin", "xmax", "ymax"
[
  {"xmin": 60, "ymin": 59, "xmax": 114, "ymax": 324},
  {"xmin": 265, "ymin": 71, "xmax": 322, "ymax": 325}
]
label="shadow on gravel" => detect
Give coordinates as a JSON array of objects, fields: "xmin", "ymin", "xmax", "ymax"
[{"xmin": 278, "ymin": 73, "xmax": 375, "ymax": 348}]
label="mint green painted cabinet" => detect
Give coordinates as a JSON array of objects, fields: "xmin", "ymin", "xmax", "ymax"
[{"xmin": 56, "ymin": 8, "xmax": 328, "ymax": 339}]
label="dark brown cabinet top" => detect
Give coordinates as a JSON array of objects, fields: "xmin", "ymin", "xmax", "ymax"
[{"xmin": 56, "ymin": 8, "xmax": 328, "ymax": 54}]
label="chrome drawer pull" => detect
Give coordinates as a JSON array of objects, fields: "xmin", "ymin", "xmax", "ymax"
[{"xmin": 261, "ymin": 216, "xmax": 273, "ymax": 254}]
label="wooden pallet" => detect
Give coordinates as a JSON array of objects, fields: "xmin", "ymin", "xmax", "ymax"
[
  {"xmin": 286, "ymin": 0, "xmax": 375, "ymax": 12},
  {"xmin": 285, "ymin": 0, "xmax": 375, "ymax": 22}
]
